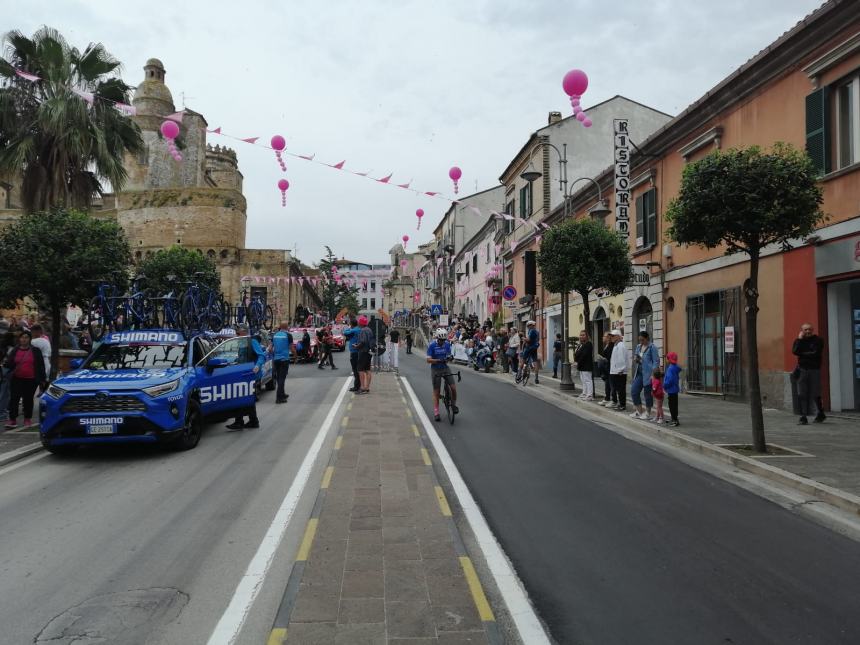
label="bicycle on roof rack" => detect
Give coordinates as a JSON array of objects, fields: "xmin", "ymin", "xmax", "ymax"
[
  {"xmin": 179, "ymin": 272, "xmax": 230, "ymax": 336},
  {"xmin": 85, "ymin": 271, "xmax": 128, "ymax": 341},
  {"xmin": 150, "ymin": 274, "xmax": 183, "ymax": 330},
  {"xmin": 235, "ymin": 283, "xmax": 273, "ymax": 334}
]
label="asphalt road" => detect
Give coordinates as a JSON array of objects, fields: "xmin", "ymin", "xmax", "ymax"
[
  {"xmin": 0, "ymin": 362, "xmax": 348, "ymax": 645},
  {"xmin": 397, "ymin": 351, "xmax": 860, "ymax": 645}
]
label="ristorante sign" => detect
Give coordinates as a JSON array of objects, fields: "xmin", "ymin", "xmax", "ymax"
[{"xmin": 614, "ymin": 119, "xmax": 631, "ymax": 238}]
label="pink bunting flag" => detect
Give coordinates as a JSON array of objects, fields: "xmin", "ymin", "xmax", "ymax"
[
  {"xmin": 495, "ymin": 244, "xmax": 502, "ymax": 255},
  {"xmin": 467, "ymin": 205, "xmax": 482, "ymax": 216},
  {"xmin": 14, "ymin": 69, "xmax": 40, "ymax": 82},
  {"xmin": 115, "ymin": 103, "xmax": 136, "ymax": 116},
  {"xmin": 354, "ymin": 170, "xmax": 370, "ymax": 177},
  {"xmin": 165, "ymin": 111, "xmax": 185, "ymax": 123},
  {"xmin": 510, "ymin": 240, "xmax": 517, "ymax": 253},
  {"xmin": 397, "ymin": 181, "xmax": 412, "ymax": 189},
  {"xmin": 332, "ymin": 160, "xmax": 346, "ymax": 169},
  {"xmin": 210, "ymin": 127, "xmax": 222, "ymax": 134},
  {"xmin": 377, "ymin": 174, "xmax": 392, "ymax": 183},
  {"xmin": 71, "ymin": 88, "xmax": 94, "ymax": 105},
  {"xmin": 299, "ymin": 154, "xmax": 315, "ymax": 160},
  {"xmin": 424, "ymin": 191, "xmax": 439, "ymax": 196},
  {"xmin": 501, "ymin": 213, "xmax": 514, "ymax": 221},
  {"xmin": 536, "ymin": 235, "xmax": 543, "ymax": 244},
  {"xmin": 241, "ymin": 137, "xmax": 259, "ymax": 144}
]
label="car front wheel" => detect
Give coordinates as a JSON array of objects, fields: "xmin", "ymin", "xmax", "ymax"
[{"xmin": 173, "ymin": 400, "xmax": 202, "ymax": 451}]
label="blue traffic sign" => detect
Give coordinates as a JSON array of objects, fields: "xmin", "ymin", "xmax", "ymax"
[
  {"xmin": 502, "ymin": 285, "xmax": 517, "ymax": 301},
  {"xmin": 430, "ymin": 304, "xmax": 443, "ymax": 316}
]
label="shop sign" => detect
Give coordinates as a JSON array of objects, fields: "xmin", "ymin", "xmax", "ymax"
[
  {"xmin": 814, "ymin": 234, "xmax": 860, "ymax": 278},
  {"xmin": 614, "ymin": 118, "xmax": 631, "ymax": 238},
  {"xmin": 627, "ymin": 267, "xmax": 650, "ymax": 288},
  {"xmin": 725, "ymin": 326, "xmax": 735, "ymax": 353}
]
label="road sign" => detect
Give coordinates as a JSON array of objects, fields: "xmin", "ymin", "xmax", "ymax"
[
  {"xmin": 503, "ymin": 301, "xmax": 517, "ymax": 308},
  {"xmin": 430, "ymin": 304, "xmax": 443, "ymax": 316},
  {"xmin": 439, "ymin": 314, "xmax": 449, "ymax": 327},
  {"xmin": 725, "ymin": 326, "xmax": 735, "ymax": 353},
  {"xmin": 502, "ymin": 285, "xmax": 517, "ymax": 301}
]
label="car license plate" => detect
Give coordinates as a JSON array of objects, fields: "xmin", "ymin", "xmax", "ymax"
[{"xmin": 87, "ymin": 424, "xmax": 115, "ymax": 435}]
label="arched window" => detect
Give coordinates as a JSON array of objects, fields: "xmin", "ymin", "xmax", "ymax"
[
  {"xmin": 220, "ymin": 249, "xmax": 229, "ymax": 259},
  {"xmin": 207, "ymin": 249, "xmax": 216, "ymax": 260}
]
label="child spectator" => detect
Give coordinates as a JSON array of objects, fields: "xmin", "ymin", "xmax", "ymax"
[
  {"xmin": 651, "ymin": 366, "xmax": 665, "ymax": 424},
  {"xmin": 664, "ymin": 352, "xmax": 682, "ymax": 426}
]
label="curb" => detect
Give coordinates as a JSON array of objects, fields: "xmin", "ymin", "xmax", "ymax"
[
  {"xmin": 0, "ymin": 441, "xmax": 44, "ymax": 468},
  {"xmin": 478, "ymin": 368, "xmax": 860, "ymax": 520}
]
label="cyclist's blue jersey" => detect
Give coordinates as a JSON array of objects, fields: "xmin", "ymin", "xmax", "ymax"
[
  {"xmin": 272, "ymin": 330, "xmax": 292, "ymax": 361},
  {"xmin": 526, "ymin": 328, "xmax": 540, "ymax": 349},
  {"xmin": 427, "ymin": 341, "xmax": 452, "ymax": 369}
]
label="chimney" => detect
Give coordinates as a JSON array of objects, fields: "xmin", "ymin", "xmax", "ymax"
[{"xmin": 548, "ymin": 111, "xmax": 563, "ymax": 125}]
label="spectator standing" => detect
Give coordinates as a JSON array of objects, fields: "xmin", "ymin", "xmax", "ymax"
[
  {"xmin": 343, "ymin": 318, "xmax": 361, "ymax": 392},
  {"xmin": 405, "ymin": 330, "xmax": 413, "ymax": 354},
  {"xmin": 30, "ymin": 324, "xmax": 52, "ymax": 380},
  {"xmin": 574, "ymin": 330, "xmax": 594, "ymax": 400},
  {"xmin": 355, "ymin": 315, "xmax": 375, "ymax": 394},
  {"xmin": 522, "ymin": 320, "xmax": 541, "ymax": 385},
  {"xmin": 630, "ymin": 331, "xmax": 660, "ymax": 421},
  {"xmin": 5, "ymin": 330, "xmax": 47, "ymax": 428},
  {"xmin": 792, "ymin": 323, "xmax": 826, "ymax": 425},
  {"xmin": 226, "ymin": 325, "xmax": 264, "ymax": 430},
  {"xmin": 664, "ymin": 352, "xmax": 683, "ymax": 426},
  {"xmin": 552, "ymin": 333, "xmax": 563, "ymax": 379},
  {"xmin": 388, "ymin": 328, "xmax": 400, "ymax": 372},
  {"xmin": 651, "ymin": 367, "xmax": 665, "ymax": 424},
  {"xmin": 608, "ymin": 329, "xmax": 629, "ymax": 411},
  {"xmin": 497, "ymin": 328, "xmax": 509, "ymax": 373},
  {"xmin": 597, "ymin": 332, "xmax": 615, "ymax": 406},
  {"xmin": 272, "ymin": 321, "xmax": 293, "ymax": 403},
  {"xmin": 318, "ymin": 324, "xmax": 337, "ymax": 369},
  {"xmin": 508, "ymin": 327, "xmax": 521, "ymax": 376},
  {"xmin": 0, "ymin": 331, "xmax": 14, "ymax": 422}
]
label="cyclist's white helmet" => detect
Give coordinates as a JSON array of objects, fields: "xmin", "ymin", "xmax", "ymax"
[{"xmin": 435, "ymin": 328, "xmax": 448, "ymax": 339}]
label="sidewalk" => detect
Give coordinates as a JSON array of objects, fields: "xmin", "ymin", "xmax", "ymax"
[
  {"xmin": 0, "ymin": 425, "xmax": 42, "ymax": 467},
  {"xmin": 492, "ymin": 367, "xmax": 860, "ymax": 503},
  {"xmin": 269, "ymin": 373, "xmax": 502, "ymax": 645}
]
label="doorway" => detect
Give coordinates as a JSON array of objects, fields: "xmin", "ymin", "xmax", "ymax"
[{"xmin": 632, "ymin": 297, "xmax": 653, "ymax": 339}]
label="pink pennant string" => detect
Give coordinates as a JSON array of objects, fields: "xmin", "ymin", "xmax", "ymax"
[
  {"xmin": 332, "ymin": 160, "xmax": 346, "ymax": 169},
  {"xmin": 241, "ymin": 137, "xmax": 260, "ymax": 144},
  {"xmin": 299, "ymin": 154, "xmax": 315, "ymax": 160},
  {"xmin": 14, "ymin": 69, "xmax": 40, "ymax": 82},
  {"xmin": 210, "ymin": 127, "xmax": 222, "ymax": 134},
  {"xmin": 115, "ymin": 103, "xmax": 136, "ymax": 116},
  {"xmin": 397, "ymin": 181, "xmax": 412, "ymax": 189},
  {"xmin": 165, "ymin": 111, "xmax": 185, "ymax": 123},
  {"xmin": 377, "ymin": 174, "xmax": 392, "ymax": 183},
  {"xmin": 425, "ymin": 192, "xmax": 439, "ymax": 196},
  {"xmin": 467, "ymin": 205, "xmax": 482, "ymax": 216},
  {"xmin": 71, "ymin": 88, "xmax": 94, "ymax": 105}
]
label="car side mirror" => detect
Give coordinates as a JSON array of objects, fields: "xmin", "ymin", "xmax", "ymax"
[
  {"xmin": 69, "ymin": 358, "xmax": 84, "ymax": 370},
  {"xmin": 206, "ymin": 356, "xmax": 230, "ymax": 372}
]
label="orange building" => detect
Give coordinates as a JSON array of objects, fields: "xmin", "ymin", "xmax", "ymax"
[{"xmin": 552, "ymin": 0, "xmax": 860, "ymax": 411}]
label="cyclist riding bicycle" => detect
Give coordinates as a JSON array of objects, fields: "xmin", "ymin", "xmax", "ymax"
[
  {"xmin": 427, "ymin": 327, "xmax": 458, "ymax": 422},
  {"xmin": 519, "ymin": 320, "xmax": 541, "ymax": 385}
]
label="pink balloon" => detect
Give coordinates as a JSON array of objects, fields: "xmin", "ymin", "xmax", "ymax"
[
  {"xmin": 160, "ymin": 120, "xmax": 179, "ymax": 140},
  {"xmin": 402, "ymin": 235, "xmax": 409, "ymax": 243},
  {"xmin": 271, "ymin": 135, "xmax": 286, "ymax": 151},
  {"xmin": 278, "ymin": 179, "xmax": 289, "ymax": 191},
  {"xmin": 562, "ymin": 69, "xmax": 589, "ymax": 97},
  {"xmin": 571, "ymin": 98, "xmax": 581, "ymax": 107},
  {"xmin": 576, "ymin": 112, "xmax": 586, "ymax": 122},
  {"xmin": 582, "ymin": 118, "xmax": 593, "ymax": 127},
  {"xmin": 448, "ymin": 166, "xmax": 462, "ymax": 181},
  {"xmin": 416, "ymin": 208, "xmax": 424, "ymax": 218}
]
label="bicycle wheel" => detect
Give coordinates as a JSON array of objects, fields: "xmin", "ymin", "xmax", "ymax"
[
  {"xmin": 248, "ymin": 301, "xmax": 263, "ymax": 332},
  {"xmin": 180, "ymin": 294, "xmax": 199, "ymax": 336},
  {"xmin": 221, "ymin": 300, "xmax": 232, "ymax": 327},
  {"xmin": 445, "ymin": 383, "xmax": 456, "ymax": 425},
  {"xmin": 88, "ymin": 296, "xmax": 107, "ymax": 341},
  {"xmin": 263, "ymin": 305, "xmax": 274, "ymax": 331},
  {"xmin": 206, "ymin": 295, "xmax": 226, "ymax": 332},
  {"xmin": 522, "ymin": 363, "xmax": 531, "ymax": 386}
]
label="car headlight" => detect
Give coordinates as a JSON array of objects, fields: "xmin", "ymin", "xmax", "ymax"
[
  {"xmin": 142, "ymin": 380, "xmax": 180, "ymax": 398},
  {"xmin": 45, "ymin": 384, "xmax": 66, "ymax": 399}
]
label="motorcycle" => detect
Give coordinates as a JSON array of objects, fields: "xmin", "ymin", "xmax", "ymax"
[{"xmin": 472, "ymin": 341, "xmax": 496, "ymax": 373}]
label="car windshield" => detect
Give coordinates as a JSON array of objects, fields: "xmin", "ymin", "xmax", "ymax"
[{"xmin": 85, "ymin": 343, "xmax": 188, "ymax": 370}]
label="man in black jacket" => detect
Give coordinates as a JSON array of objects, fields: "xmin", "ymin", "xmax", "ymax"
[
  {"xmin": 792, "ymin": 323, "xmax": 825, "ymax": 425},
  {"xmin": 575, "ymin": 330, "xmax": 595, "ymax": 400}
]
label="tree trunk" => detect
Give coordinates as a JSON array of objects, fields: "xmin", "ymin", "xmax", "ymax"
[
  {"xmin": 746, "ymin": 252, "xmax": 767, "ymax": 453},
  {"xmin": 50, "ymin": 304, "xmax": 61, "ymax": 381},
  {"xmin": 579, "ymin": 290, "xmax": 592, "ymax": 338}
]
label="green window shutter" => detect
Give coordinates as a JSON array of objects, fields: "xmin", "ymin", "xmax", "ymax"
[
  {"xmin": 646, "ymin": 188, "xmax": 658, "ymax": 247},
  {"xmin": 806, "ymin": 87, "xmax": 831, "ymax": 176},
  {"xmin": 635, "ymin": 193, "xmax": 644, "ymax": 247}
]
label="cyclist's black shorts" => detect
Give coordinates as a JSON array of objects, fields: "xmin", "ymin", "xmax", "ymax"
[
  {"xmin": 432, "ymin": 367, "xmax": 455, "ymax": 390},
  {"xmin": 521, "ymin": 346, "xmax": 538, "ymax": 362},
  {"xmin": 358, "ymin": 351, "xmax": 372, "ymax": 371}
]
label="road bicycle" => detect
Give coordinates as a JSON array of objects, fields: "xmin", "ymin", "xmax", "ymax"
[
  {"xmin": 236, "ymin": 284, "xmax": 273, "ymax": 333},
  {"xmin": 153, "ymin": 274, "xmax": 182, "ymax": 329},
  {"xmin": 180, "ymin": 273, "xmax": 230, "ymax": 335},
  {"xmin": 86, "ymin": 273, "xmax": 126, "ymax": 341},
  {"xmin": 441, "ymin": 368, "xmax": 462, "ymax": 425},
  {"xmin": 120, "ymin": 274, "xmax": 159, "ymax": 331},
  {"xmin": 515, "ymin": 353, "xmax": 536, "ymax": 386}
]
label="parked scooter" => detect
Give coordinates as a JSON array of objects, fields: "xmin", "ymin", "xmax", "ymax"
[{"xmin": 473, "ymin": 341, "xmax": 495, "ymax": 373}]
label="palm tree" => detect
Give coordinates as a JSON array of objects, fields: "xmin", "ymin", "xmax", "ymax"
[{"xmin": 0, "ymin": 27, "xmax": 142, "ymax": 213}]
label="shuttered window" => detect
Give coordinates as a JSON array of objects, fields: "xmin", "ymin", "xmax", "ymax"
[
  {"xmin": 519, "ymin": 184, "xmax": 532, "ymax": 219},
  {"xmin": 634, "ymin": 188, "xmax": 657, "ymax": 248},
  {"xmin": 806, "ymin": 87, "xmax": 831, "ymax": 176}
]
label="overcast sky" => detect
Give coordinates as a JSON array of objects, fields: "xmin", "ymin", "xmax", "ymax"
[{"xmin": 13, "ymin": 0, "xmax": 823, "ymax": 265}]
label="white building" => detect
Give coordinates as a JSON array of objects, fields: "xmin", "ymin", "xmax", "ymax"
[
  {"xmin": 336, "ymin": 260, "xmax": 392, "ymax": 321},
  {"xmin": 453, "ymin": 216, "xmax": 501, "ymax": 324}
]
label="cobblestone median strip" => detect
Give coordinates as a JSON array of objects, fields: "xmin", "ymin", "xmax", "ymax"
[{"xmin": 268, "ymin": 373, "xmax": 501, "ymax": 644}]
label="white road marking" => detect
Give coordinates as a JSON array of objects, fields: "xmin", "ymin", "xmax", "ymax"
[
  {"xmin": 0, "ymin": 451, "xmax": 49, "ymax": 477},
  {"xmin": 206, "ymin": 377, "xmax": 351, "ymax": 645},
  {"xmin": 402, "ymin": 377, "xmax": 553, "ymax": 645}
]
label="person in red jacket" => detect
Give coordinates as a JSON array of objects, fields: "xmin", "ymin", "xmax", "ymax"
[
  {"xmin": 4, "ymin": 330, "xmax": 47, "ymax": 428},
  {"xmin": 651, "ymin": 366, "xmax": 665, "ymax": 424}
]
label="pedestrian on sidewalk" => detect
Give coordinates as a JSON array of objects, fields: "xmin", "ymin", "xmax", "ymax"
[
  {"xmin": 405, "ymin": 329, "xmax": 413, "ymax": 354},
  {"xmin": 508, "ymin": 327, "xmax": 521, "ymax": 376},
  {"xmin": 608, "ymin": 329, "xmax": 629, "ymax": 411},
  {"xmin": 4, "ymin": 330, "xmax": 47, "ymax": 428},
  {"xmin": 30, "ymin": 324, "xmax": 52, "ymax": 380},
  {"xmin": 552, "ymin": 333, "xmax": 563, "ymax": 378},
  {"xmin": 575, "ymin": 330, "xmax": 594, "ymax": 400},
  {"xmin": 597, "ymin": 332, "xmax": 615, "ymax": 407},
  {"xmin": 0, "ymin": 330, "xmax": 14, "ymax": 422},
  {"xmin": 272, "ymin": 321, "xmax": 293, "ymax": 404},
  {"xmin": 630, "ymin": 331, "xmax": 660, "ymax": 421},
  {"xmin": 388, "ymin": 327, "xmax": 400, "ymax": 372},
  {"xmin": 343, "ymin": 317, "xmax": 361, "ymax": 392},
  {"xmin": 792, "ymin": 323, "xmax": 826, "ymax": 425},
  {"xmin": 497, "ymin": 328, "xmax": 509, "ymax": 373},
  {"xmin": 318, "ymin": 324, "xmax": 337, "ymax": 370},
  {"xmin": 226, "ymin": 325, "xmax": 264, "ymax": 431},
  {"xmin": 355, "ymin": 315, "xmax": 375, "ymax": 394},
  {"xmin": 664, "ymin": 352, "xmax": 682, "ymax": 426},
  {"xmin": 651, "ymin": 367, "xmax": 665, "ymax": 424}
]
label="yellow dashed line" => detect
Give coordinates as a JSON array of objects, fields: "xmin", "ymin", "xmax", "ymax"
[
  {"xmin": 341, "ymin": 416, "xmax": 349, "ymax": 427},
  {"xmin": 401, "ymin": 396, "xmax": 407, "ymax": 404},
  {"xmin": 434, "ymin": 486, "xmax": 452, "ymax": 517},
  {"xmin": 347, "ymin": 402, "xmax": 353, "ymax": 411},
  {"xmin": 335, "ymin": 436, "xmax": 343, "ymax": 450},
  {"xmin": 411, "ymin": 424, "xmax": 420, "ymax": 437},
  {"xmin": 420, "ymin": 448, "xmax": 432, "ymax": 466},
  {"xmin": 321, "ymin": 466, "xmax": 334, "ymax": 489},
  {"xmin": 405, "ymin": 410, "xmax": 413, "ymax": 419},
  {"xmin": 296, "ymin": 518, "xmax": 319, "ymax": 561},
  {"xmin": 267, "ymin": 627, "xmax": 287, "ymax": 645},
  {"xmin": 459, "ymin": 556, "xmax": 496, "ymax": 621}
]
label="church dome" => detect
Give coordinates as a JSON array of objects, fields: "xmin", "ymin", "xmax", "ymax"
[{"xmin": 133, "ymin": 58, "xmax": 175, "ymax": 116}]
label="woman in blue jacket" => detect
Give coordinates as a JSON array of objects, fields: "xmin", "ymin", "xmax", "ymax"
[{"xmin": 663, "ymin": 352, "xmax": 683, "ymax": 427}]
